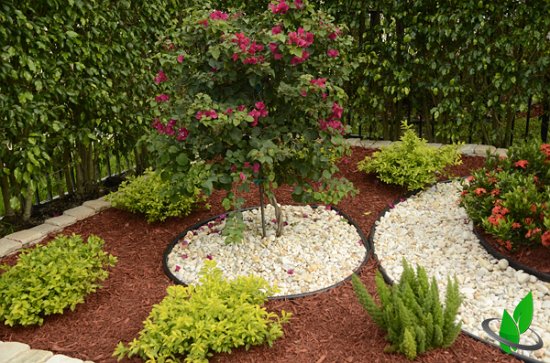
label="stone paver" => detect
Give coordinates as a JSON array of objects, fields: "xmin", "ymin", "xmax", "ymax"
[
  {"xmin": 459, "ymin": 143, "xmax": 478, "ymax": 155},
  {"xmin": 345, "ymin": 138, "xmax": 363, "ymax": 147},
  {"xmin": 0, "ymin": 342, "xmax": 30, "ymax": 363},
  {"xmin": 44, "ymin": 215, "xmax": 77, "ymax": 228},
  {"xmin": 474, "ymin": 144, "xmax": 497, "ymax": 156},
  {"xmin": 63, "ymin": 206, "xmax": 96, "ymax": 221},
  {"xmin": 9, "ymin": 349, "xmax": 53, "ymax": 363},
  {"xmin": 426, "ymin": 142, "xmax": 443, "ymax": 148},
  {"xmin": 4, "ymin": 229, "xmax": 44, "ymax": 247},
  {"xmin": 29, "ymin": 223, "xmax": 62, "ymax": 236},
  {"xmin": 495, "ymin": 148, "xmax": 508, "ymax": 157},
  {"xmin": 360, "ymin": 140, "xmax": 376, "ymax": 148},
  {"xmin": 0, "ymin": 238, "xmax": 23, "ymax": 257},
  {"xmin": 45, "ymin": 355, "xmax": 84, "ymax": 363},
  {"xmin": 370, "ymin": 140, "xmax": 393, "ymax": 148},
  {"xmin": 82, "ymin": 198, "xmax": 111, "ymax": 212}
]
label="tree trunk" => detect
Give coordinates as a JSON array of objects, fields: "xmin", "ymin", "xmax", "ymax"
[
  {"xmin": 268, "ymin": 194, "xmax": 284, "ymax": 237},
  {"xmin": 22, "ymin": 181, "xmax": 34, "ymax": 221},
  {"xmin": 541, "ymin": 98, "xmax": 549, "ymax": 143},
  {"xmin": 0, "ymin": 173, "xmax": 15, "ymax": 217}
]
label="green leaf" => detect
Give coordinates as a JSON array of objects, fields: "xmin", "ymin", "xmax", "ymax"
[
  {"xmin": 176, "ymin": 154, "xmax": 188, "ymax": 167},
  {"xmin": 512, "ymin": 291, "xmax": 533, "ymax": 335},
  {"xmin": 499, "ymin": 310, "xmax": 520, "ymax": 353},
  {"xmin": 65, "ymin": 31, "xmax": 79, "ymax": 38}
]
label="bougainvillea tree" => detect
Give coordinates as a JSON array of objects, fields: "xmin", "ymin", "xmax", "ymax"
[{"xmin": 149, "ymin": 0, "xmax": 356, "ymax": 242}]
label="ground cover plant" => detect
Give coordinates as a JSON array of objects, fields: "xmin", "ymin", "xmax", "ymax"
[
  {"xmin": 460, "ymin": 140, "xmax": 550, "ymax": 251},
  {"xmin": 0, "ymin": 234, "xmax": 116, "ymax": 326},
  {"xmin": 357, "ymin": 122, "xmax": 461, "ymax": 190},
  {"xmin": 352, "ymin": 259, "xmax": 462, "ymax": 360},
  {"xmin": 114, "ymin": 261, "xmax": 291, "ymax": 363},
  {"xmin": 149, "ymin": 0, "xmax": 356, "ymax": 242},
  {"xmin": 107, "ymin": 166, "xmax": 208, "ymax": 222}
]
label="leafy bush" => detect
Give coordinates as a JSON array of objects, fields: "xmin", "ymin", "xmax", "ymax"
[
  {"xmin": 0, "ymin": 234, "xmax": 116, "ymax": 326},
  {"xmin": 107, "ymin": 166, "xmax": 207, "ymax": 222},
  {"xmin": 114, "ymin": 261, "xmax": 291, "ymax": 363},
  {"xmin": 460, "ymin": 141, "xmax": 550, "ymax": 250},
  {"xmin": 352, "ymin": 260, "xmax": 462, "ymax": 360},
  {"xmin": 357, "ymin": 122, "xmax": 461, "ymax": 190}
]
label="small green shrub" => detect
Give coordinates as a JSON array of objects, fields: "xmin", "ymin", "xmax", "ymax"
[
  {"xmin": 460, "ymin": 140, "xmax": 550, "ymax": 250},
  {"xmin": 114, "ymin": 261, "xmax": 291, "ymax": 363},
  {"xmin": 0, "ymin": 234, "xmax": 116, "ymax": 326},
  {"xmin": 357, "ymin": 122, "xmax": 462, "ymax": 190},
  {"xmin": 107, "ymin": 166, "xmax": 207, "ymax": 222},
  {"xmin": 352, "ymin": 259, "xmax": 462, "ymax": 360}
]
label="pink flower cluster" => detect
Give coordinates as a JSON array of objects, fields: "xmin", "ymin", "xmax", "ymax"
[
  {"xmin": 155, "ymin": 94, "xmax": 170, "ymax": 103},
  {"xmin": 288, "ymin": 27, "xmax": 314, "ymax": 48},
  {"xmin": 231, "ymin": 33, "xmax": 266, "ymax": 64},
  {"xmin": 269, "ymin": 0, "xmax": 290, "ymax": 14},
  {"xmin": 248, "ymin": 102, "xmax": 268, "ymax": 127},
  {"xmin": 244, "ymin": 161, "xmax": 261, "ymax": 174},
  {"xmin": 196, "ymin": 109, "xmax": 218, "ymax": 120},
  {"xmin": 152, "ymin": 119, "xmax": 189, "ymax": 141},
  {"xmin": 269, "ymin": 42, "xmax": 283, "ymax": 60},
  {"xmin": 319, "ymin": 102, "xmax": 344, "ymax": 133},
  {"xmin": 272, "ymin": 25, "xmax": 282, "ymax": 35},
  {"xmin": 310, "ymin": 78, "xmax": 327, "ymax": 88},
  {"xmin": 327, "ymin": 49, "xmax": 339, "ymax": 58},
  {"xmin": 210, "ymin": 10, "xmax": 229, "ymax": 21},
  {"xmin": 154, "ymin": 70, "xmax": 168, "ymax": 84},
  {"xmin": 290, "ymin": 50, "xmax": 310, "ymax": 65},
  {"xmin": 328, "ymin": 27, "xmax": 341, "ymax": 40}
]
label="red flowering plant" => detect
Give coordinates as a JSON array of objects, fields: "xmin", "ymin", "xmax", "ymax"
[
  {"xmin": 460, "ymin": 140, "xmax": 550, "ymax": 250},
  {"xmin": 148, "ymin": 1, "xmax": 356, "ymax": 242}
]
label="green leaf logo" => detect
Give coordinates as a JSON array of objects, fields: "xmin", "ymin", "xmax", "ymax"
[{"xmin": 499, "ymin": 291, "xmax": 533, "ymax": 353}]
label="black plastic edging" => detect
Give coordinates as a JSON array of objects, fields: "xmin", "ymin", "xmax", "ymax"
[
  {"xmin": 473, "ymin": 227, "xmax": 550, "ymax": 283},
  {"xmin": 368, "ymin": 181, "xmax": 545, "ymax": 363},
  {"xmin": 162, "ymin": 205, "xmax": 372, "ymax": 301}
]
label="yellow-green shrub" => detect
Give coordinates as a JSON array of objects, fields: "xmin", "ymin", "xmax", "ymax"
[{"xmin": 114, "ymin": 261, "xmax": 291, "ymax": 363}]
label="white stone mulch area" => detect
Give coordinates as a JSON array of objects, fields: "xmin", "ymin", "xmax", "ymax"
[
  {"xmin": 166, "ymin": 204, "xmax": 367, "ymax": 297},
  {"xmin": 373, "ymin": 181, "xmax": 550, "ymax": 362}
]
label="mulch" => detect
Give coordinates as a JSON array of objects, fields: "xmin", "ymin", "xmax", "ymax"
[{"xmin": 0, "ymin": 147, "xmax": 522, "ymax": 363}]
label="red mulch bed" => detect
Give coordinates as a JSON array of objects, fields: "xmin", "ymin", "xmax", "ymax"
[
  {"xmin": 475, "ymin": 226, "xmax": 550, "ymax": 274},
  {"xmin": 0, "ymin": 148, "xmax": 521, "ymax": 363}
]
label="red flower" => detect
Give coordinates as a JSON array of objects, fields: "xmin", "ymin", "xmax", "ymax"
[
  {"xmin": 225, "ymin": 107, "xmax": 234, "ymax": 115},
  {"xmin": 154, "ymin": 70, "xmax": 168, "ymax": 84},
  {"xmin": 177, "ymin": 127, "xmax": 189, "ymax": 141},
  {"xmin": 524, "ymin": 217, "xmax": 534, "ymax": 225},
  {"xmin": 252, "ymin": 162, "xmax": 261, "ymax": 174},
  {"xmin": 505, "ymin": 241, "xmax": 512, "ymax": 250},
  {"xmin": 530, "ymin": 204, "xmax": 538, "ymax": 213},
  {"xmin": 514, "ymin": 159, "xmax": 528, "ymax": 169},
  {"xmin": 332, "ymin": 102, "xmax": 343, "ymax": 119},
  {"xmin": 287, "ymin": 268, "xmax": 294, "ymax": 275},
  {"xmin": 269, "ymin": 0, "xmax": 290, "ymax": 14},
  {"xmin": 327, "ymin": 49, "xmax": 339, "ymax": 58},
  {"xmin": 328, "ymin": 28, "xmax": 341, "ymax": 40},
  {"xmin": 310, "ymin": 78, "xmax": 327, "ymax": 88},
  {"xmin": 490, "ymin": 189, "xmax": 500, "ymax": 196},
  {"xmin": 175, "ymin": 265, "xmax": 181, "ymax": 272},
  {"xmin": 540, "ymin": 144, "xmax": 550, "ymax": 158},
  {"xmin": 155, "ymin": 94, "xmax": 170, "ymax": 103},
  {"xmin": 177, "ymin": 54, "xmax": 185, "ymax": 63},
  {"xmin": 271, "ymin": 25, "xmax": 282, "ymax": 35},
  {"xmin": 290, "ymin": 50, "xmax": 310, "ymax": 65},
  {"xmin": 299, "ymin": 89, "xmax": 307, "ymax": 97},
  {"xmin": 210, "ymin": 10, "xmax": 229, "ymax": 21},
  {"xmin": 542, "ymin": 231, "xmax": 550, "ymax": 247},
  {"xmin": 488, "ymin": 214, "xmax": 504, "ymax": 226},
  {"xmin": 512, "ymin": 222, "xmax": 521, "ymax": 229},
  {"xmin": 465, "ymin": 176, "xmax": 475, "ymax": 182},
  {"xmin": 288, "ymin": 27, "xmax": 314, "ymax": 48},
  {"xmin": 474, "ymin": 187, "xmax": 486, "ymax": 196},
  {"xmin": 526, "ymin": 228, "xmax": 541, "ymax": 238},
  {"xmin": 294, "ymin": 0, "xmax": 304, "ymax": 9},
  {"xmin": 198, "ymin": 19, "xmax": 209, "ymax": 27}
]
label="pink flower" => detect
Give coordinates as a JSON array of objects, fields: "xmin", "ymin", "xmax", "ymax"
[
  {"xmin": 268, "ymin": 42, "xmax": 279, "ymax": 53},
  {"xmin": 255, "ymin": 101, "xmax": 266, "ymax": 110},
  {"xmin": 294, "ymin": 0, "xmax": 304, "ymax": 9},
  {"xmin": 210, "ymin": 10, "xmax": 229, "ymax": 21},
  {"xmin": 327, "ymin": 49, "xmax": 339, "ymax": 58},
  {"xmin": 288, "ymin": 27, "xmax": 314, "ymax": 48},
  {"xmin": 206, "ymin": 254, "xmax": 213, "ymax": 260},
  {"xmin": 322, "ymin": 93, "xmax": 328, "ymax": 100},
  {"xmin": 287, "ymin": 269, "xmax": 294, "ymax": 275},
  {"xmin": 269, "ymin": 0, "xmax": 290, "ymax": 14},
  {"xmin": 232, "ymin": 32, "xmax": 250, "ymax": 51},
  {"xmin": 232, "ymin": 53, "xmax": 239, "ymax": 62},
  {"xmin": 474, "ymin": 187, "xmax": 486, "ymax": 196},
  {"xmin": 239, "ymin": 172, "xmax": 246, "ymax": 181},
  {"xmin": 328, "ymin": 28, "xmax": 341, "ymax": 40},
  {"xmin": 225, "ymin": 107, "xmax": 234, "ymax": 115},
  {"xmin": 154, "ymin": 70, "xmax": 168, "ymax": 84},
  {"xmin": 310, "ymin": 78, "xmax": 327, "ymax": 88},
  {"xmin": 164, "ymin": 119, "xmax": 176, "ymax": 136},
  {"xmin": 271, "ymin": 25, "xmax": 282, "ymax": 35},
  {"xmin": 332, "ymin": 102, "xmax": 343, "ymax": 119},
  {"xmin": 180, "ymin": 254, "xmax": 188, "ymax": 259},
  {"xmin": 237, "ymin": 105, "xmax": 246, "ymax": 111},
  {"xmin": 252, "ymin": 162, "xmax": 261, "ymax": 174},
  {"xmin": 300, "ymin": 89, "xmax": 307, "ymax": 97},
  {"xmin": 175, "ymin": 265, "xmax": 181, "ymax": 272},
  {"xmin": 177, "ymin": 54, "xmax": 185, "ymax": 63},
  {"xmin": 514, "ymin": 159, "xmax": 528, "ymax": 169},
  {"xmin": 290, "ymin": 50, "xmax": 310, "ymax": 65},
  {"xmin": 155, "ymin": 94, "xmax": 170, "ymax": 103},
  {"xmin": 248, "ymin": 42, "xmax": 264, "ymax": 54},
  {"xmin": 542, "ymin": 231, "xmax": 550, "ymax": 247},
  {"xmin": 177, "ymin": 127, "xmax": 189, "ymax": 141},
  {"xmin": 274, "ymin": 53, "xmax": 283, "ymax": 60},
  {"xmin": 152, "ymin": 118, "xmax": 164, "ymax": 133},
  {"xmin": 243, "ymin": 56, "xmax": 259, "ymax": 64},
  {"xmin": 244, "ymin": 161, "xmax": 251, "ymax": 168},
  {"xmin": 196, "ymin": 109, "xmax": 218, "ymax": 120}
]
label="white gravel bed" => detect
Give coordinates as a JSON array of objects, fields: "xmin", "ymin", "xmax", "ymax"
[
  {"xmin": 166, "ymin": 204, "xmax": 367, "ymax": 297},
  {"xmin": 373, "ymin": 181, "xmax": 550, "ymax": 362}
]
